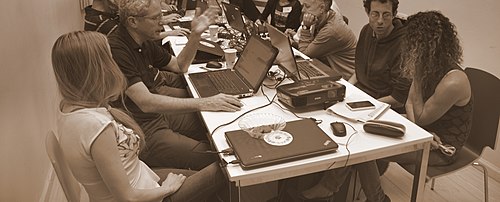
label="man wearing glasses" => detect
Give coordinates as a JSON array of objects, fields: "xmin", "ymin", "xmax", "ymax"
[
  {"xmin": 108, "ymin": 0, "xmax": 242, "ymax": 171},
  {"xmin": 348, "ymin": 0, "xmax": 410, "ymax": 111}
]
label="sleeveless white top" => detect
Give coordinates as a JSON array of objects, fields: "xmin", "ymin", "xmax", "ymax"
[{"xmin": 58, "ymin": 107, "xmax": 160, "ymax": 202}]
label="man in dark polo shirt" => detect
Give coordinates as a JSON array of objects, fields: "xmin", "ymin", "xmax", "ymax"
[{"xmin": 108, "ymin": 0, "xmax": 242, "ymax": 170}]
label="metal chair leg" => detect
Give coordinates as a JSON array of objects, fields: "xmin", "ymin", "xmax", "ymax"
[
  {"xmin": 430, "ymin": 178, "xmax": 435, "ymax": 190},
  {"xmin": 473, "ymin": 162, "xmax": 489, "ymax": 202}
]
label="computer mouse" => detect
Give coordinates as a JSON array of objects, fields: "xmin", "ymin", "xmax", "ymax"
[
  {"xmin": 330, "ymin": 122, "xmax": 346, "ymax": 137},
  {"xmin": 206, "ymin": 61, "xmax": 223, "ymax": 69}
]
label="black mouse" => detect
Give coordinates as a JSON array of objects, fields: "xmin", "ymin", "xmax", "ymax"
[
  {"xmin": 330, "ymin": 122, "xmax": 346, "ymax": 137},
  {"xmin": 206, "ymin": 61, "xmax": 223, "ymax": 69}
]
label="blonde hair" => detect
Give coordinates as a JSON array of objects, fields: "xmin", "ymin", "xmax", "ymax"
[{"xmin": 52, "ymin": 31, "xmax": 145, "ymax": 149}]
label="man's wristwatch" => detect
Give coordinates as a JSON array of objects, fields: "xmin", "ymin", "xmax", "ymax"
[{"xmin": 302, "ymin": 24, "xmax": 310, "ymax": 30}]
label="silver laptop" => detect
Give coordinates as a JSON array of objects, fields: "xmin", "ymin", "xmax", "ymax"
[
  {"xmin": 266, "ymin": 23, "xmax": 342, "ymax": 81},
  {"xmin": 189, "ymin": 35, "xmax": 278, "ymax": 98}
]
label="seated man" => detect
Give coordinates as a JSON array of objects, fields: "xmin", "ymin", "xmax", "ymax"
[
  {"xmin": 348, "ymin": 0, "xmax": 411, "ymax": 109},
  {"xmin": 86, "ymin": 0, "xmax": 191, "ymax": 98},
  {"xmin": 109, "ymin": 0, "xmax": 242, "ymax": 170},
  {"xmin": 295, "ymin": 0, "xmax": 357, "ymax": 80}
]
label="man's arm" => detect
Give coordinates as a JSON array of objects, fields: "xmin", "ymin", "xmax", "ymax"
[
  {"xmin": 378, "ymin": 95, "xmax": 403, "ymax": 108},
  {"xmin": 386, "ymin": 54, "xmax": 411, "ymax": 108},
  {"xmin": 163, "ymin": 8, "xmax": 217, "ymax": 73},
  {"xmin": 125, "ymin": 82, "xmax": 242, "ymax": 113},
  {"xmin": 298, "ymin": 16, "xmax": 347, "ymax": 59}
]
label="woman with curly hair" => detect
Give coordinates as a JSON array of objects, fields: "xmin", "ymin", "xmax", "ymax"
[{"xmin": 378, "ymin": 10, "xmax": 473, "ymax": 175}]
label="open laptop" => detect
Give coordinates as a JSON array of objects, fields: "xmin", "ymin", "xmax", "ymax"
[
  {"xmin": 189, "ymin": 35, "xmax": 278, "ymax": 98},
  {"xmin": 266, "ymin": 23, "xmax": 342, "ymax": 81},
  {"xmin": 225, "ymin": 118, "xmax": 338, "ymax": 169},
  {"xmin": 221, "ymin": 2, "xmax": 253, "ymax": 37}
]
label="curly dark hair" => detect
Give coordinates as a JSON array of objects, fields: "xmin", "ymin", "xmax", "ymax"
[
  {"xmin": 401, "ymin": 11, "xmax": 463, "ymax": 100},
  {"xmin": 363, "ymin": 0, "xmax": 399, "ymax": 15}
]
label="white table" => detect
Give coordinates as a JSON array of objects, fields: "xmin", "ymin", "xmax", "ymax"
[{"xmin": 168, "ymin": 35, "xmax": 432, "ymax": 202}]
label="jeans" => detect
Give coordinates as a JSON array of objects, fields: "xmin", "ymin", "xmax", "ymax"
[{"xmin": 152, "ymin": 163, "xmax": 226, "ymax": 202}]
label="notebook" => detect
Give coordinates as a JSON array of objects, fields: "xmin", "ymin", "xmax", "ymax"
[
  {"xmin": 266, "ymin": 23, "xmax": 342, "ymax": 81},
  {"xmin": 225, "ymin": 118, "xmax": 339, "ymax": 169},
  {"xmin": 189, "ymin": 35, "xmax": 278, "ymax": 98}
]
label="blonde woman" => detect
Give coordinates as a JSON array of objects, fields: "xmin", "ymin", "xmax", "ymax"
[{"xmin": 53, "ymin": 31, "xmax": 225, "ymax": 201}]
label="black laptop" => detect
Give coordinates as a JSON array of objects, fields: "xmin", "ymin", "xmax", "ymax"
[
  {"xmin": 221, "ymin": 2, "xmax": 252, "ymax": 36},
  {"xmin": 189, "ymin": 35, "xmax": 278, "ymax": 98},
  {"xmin": 266, "ymin": 24, "xmax": 342, "ymax": 81},
  {"xmin": 225, "ymin": 118, "xmax": 339, "ymax": 169}
]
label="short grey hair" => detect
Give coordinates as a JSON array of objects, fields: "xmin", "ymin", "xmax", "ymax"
[{"xmin": 117, "ymin": 0, "xmax": 153, "ymax": 25}]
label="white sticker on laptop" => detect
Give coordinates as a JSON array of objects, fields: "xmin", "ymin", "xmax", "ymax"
[{"xmin": 264, "ymin": 131, "xmax": 293, "ymax": 146}]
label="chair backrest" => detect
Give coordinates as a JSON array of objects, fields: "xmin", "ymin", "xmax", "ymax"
[
  {"xmin": 464, "ymin": 67, "xmax": 500, "ymax": 154},
  {"xmin": 45, "ymin": 131, "xmax": 81, "ymax": 202}
]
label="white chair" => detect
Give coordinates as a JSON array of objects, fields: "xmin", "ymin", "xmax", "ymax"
[{"xmin": 45, "ymin": 131, "xmax": 82, "ymax": 202}]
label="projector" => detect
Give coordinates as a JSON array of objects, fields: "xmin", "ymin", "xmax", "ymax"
[{"xmin": 276, "ymin": 78, "xmax": 346, "ymax": 108}]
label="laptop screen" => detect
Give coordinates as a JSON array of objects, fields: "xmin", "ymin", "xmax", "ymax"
[
  {"xmin": 266, "ymin": 24, "xmax": 299, "ymax": 78},
  {"xmin": 234, "ymin": 36, "xmax": 278, "ymax": 91},
  {"xmin": 222, "ymin": 2, "xmax": 247, "ymax": 34}
]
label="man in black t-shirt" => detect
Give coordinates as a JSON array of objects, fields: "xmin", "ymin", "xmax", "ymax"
[{"xmin": 108, "ymin": 0, "xmax": 242, "ymax": 170}]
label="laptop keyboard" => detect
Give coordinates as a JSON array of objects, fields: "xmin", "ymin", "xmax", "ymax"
[
  {"xmin": 208, "ymin": 71, "xmax": 244, "ymax": 93},
  {"xmin": 297, "ymin": 61, "xmax": 325, "ymax": 77}
]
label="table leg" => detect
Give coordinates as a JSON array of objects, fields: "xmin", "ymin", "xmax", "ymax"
[
  {"xmin": 237, "ymin": 180, "xmax": 241, "ymax": 202},
  {"xmin": 411, "ymin": 142, "xmax": 430, "ymax": 202}
]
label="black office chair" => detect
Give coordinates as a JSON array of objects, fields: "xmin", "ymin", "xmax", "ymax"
[{"xmin": 403, "ymin": 67, "xmax": 500, "ymax": 202}]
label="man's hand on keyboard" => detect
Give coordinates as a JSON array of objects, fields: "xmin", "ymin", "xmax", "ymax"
[{"xmin": 200, "ymin": 94, "xmax": 242, "ymax": 112}]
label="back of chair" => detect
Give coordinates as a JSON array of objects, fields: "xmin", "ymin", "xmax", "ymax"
[
  {"xmin": 464, "ymin": 67, "xmax": 500, "ymax": 154},
  {"xmin": 45, "ymin": 131, "xmax": 81, "ymax": 202}
]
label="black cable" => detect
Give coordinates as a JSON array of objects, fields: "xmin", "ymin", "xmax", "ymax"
[
  {"xmin": 263, "ymin": 69, "xmax": 286, "ymax": 89},
  {"xmin": 339, "ymin": 122, "xmax": 358, "ymax": 168},
  {"xmin": 209, "ymin": 84, "xmax": 277, "ymax": 137}
]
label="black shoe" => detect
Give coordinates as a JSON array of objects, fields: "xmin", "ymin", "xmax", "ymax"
[{"xmin": 383, "ymin": 194, "xmax": 391, "ymax": 202}]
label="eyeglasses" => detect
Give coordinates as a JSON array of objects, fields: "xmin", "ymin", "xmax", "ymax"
[
  {"xmin": 369, "ymin": 11, "xmax": 392, "ymax": 20},
  {"xmin": 134, "ymin": 12, "xmax": 163, "ymax": 22}
]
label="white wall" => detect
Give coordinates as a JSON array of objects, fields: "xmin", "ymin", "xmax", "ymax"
[{"xmin": 0, "ymin": 1, "xmax": 83, "ymax": 201}]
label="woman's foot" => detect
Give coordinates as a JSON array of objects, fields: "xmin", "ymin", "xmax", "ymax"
[{"xmin": 300, "ymin": 183, "xmax": 335, "ymax": 200}]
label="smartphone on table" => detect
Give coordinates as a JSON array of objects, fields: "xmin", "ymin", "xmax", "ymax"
[{"xmin": 346, "ymin": 100, "xmax": 376, "ymax": 111}]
